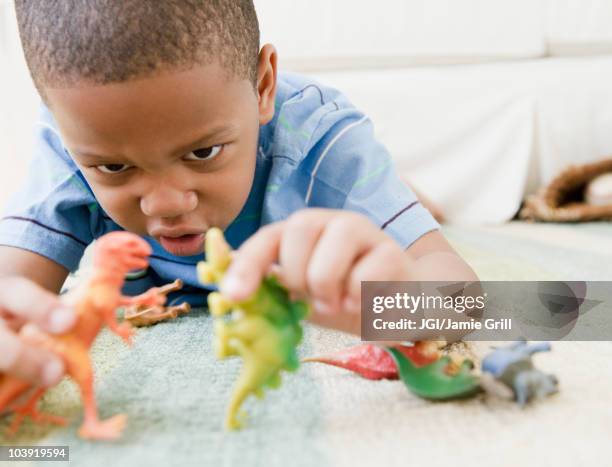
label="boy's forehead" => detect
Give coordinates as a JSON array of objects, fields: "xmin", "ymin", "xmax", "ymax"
[{"xmin": 45, "ymin": 64, "xmax": 257, "ymax": 151}]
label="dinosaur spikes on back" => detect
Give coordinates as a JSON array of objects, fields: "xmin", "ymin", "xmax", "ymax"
[{"xmin": 197, "ymin": 228, "xmax": 232, "ymax": 284}]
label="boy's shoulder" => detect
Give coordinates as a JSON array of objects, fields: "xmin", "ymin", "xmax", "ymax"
[
  {"xmin": 275, "ymin": 71, "xmax": 345, "ymax": 106},
  {"xmin": 258, "ymin": 73, "xmax": 439, "ymax": 249},
  {"xmin": 260, "ymin": 71, "xmax": 356, "ymax": 161}
]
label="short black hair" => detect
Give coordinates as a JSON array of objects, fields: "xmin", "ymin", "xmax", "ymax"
[{"xmin": 14, "ymin": 0, "xmax": 260, "ymax": 93}]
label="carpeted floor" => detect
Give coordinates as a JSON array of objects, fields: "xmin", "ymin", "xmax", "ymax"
[{"xmin": 1, "ymin": 222, "xmax": 611, "ymax": 467}]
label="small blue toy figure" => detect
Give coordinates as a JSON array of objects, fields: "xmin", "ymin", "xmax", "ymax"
[{"xmin": 481, "ymin": 340, "xmax": 559, "ymax": 406}]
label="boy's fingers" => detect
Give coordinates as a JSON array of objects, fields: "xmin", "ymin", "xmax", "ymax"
[
  {"xmin": 344, "ymin": 241, "xmax": 408, "ymax": 312},
  {"xmin": 221, "ymin": 209, "xmax": 340, "ymax": 301},
  {"xmin": 278, "ymin": 212, "xmax": 327, "ymax": 295},
  {"xmin": 0, "ymin": 310, "xmax": 26, "ymax": 331},
  {"xmin": 0, "ymin": 277, "xmax": 76, "ymax": 334},
  {"xmin": 306, "ymin": 214, "xmax": 379, "ymax": 311},
  {"xmin": 0, "ymin": 324, "xmax": 66, "ymax": 387},
  {"xmin": 307, "ymin": 305, "xmax": 361, "ymax": 336},
  {"xmin": 220, "ymin": 222, "xmax": 284, "ymax": 301}
]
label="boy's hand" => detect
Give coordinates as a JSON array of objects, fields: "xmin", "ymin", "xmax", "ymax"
[
  {"xmin": 0, "ymin": 277, "xmax": 76, "ymax": 387},
  {"xmin": 220, "ymin": 209, "xmax": 411, "ymax": 335}
]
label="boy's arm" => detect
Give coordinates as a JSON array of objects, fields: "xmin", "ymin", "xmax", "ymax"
[
  {"xmin": 405, "ymin": 230, "xmax": 478, "ymax": 282},
  {"xmin": 0, "ymin": 245, "xmax": 69, "ymax": 294}
]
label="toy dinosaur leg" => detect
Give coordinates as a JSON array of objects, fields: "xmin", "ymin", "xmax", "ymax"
[
  {"xmin": 225, "ymin": 364, "xmax": 279, "ymax": 429},
  {"xmin": 123, "ymin": 278, "xmax": 187, "ymax": 325},
  {"xmin": 224, "ymin": 350, "xmax": 270, "ymax": 430},
  {"xmin": 526, "ymin": 342, "xmax": 552, "ymax": 355},
  {"xmin": 225, "ymin": 391, "xmax": 249, "ymax": 429},
  {"xmin": 0, "ymin": 379, "xmax": 30, "ymax": 414},
  {"xmin": 513, "ymin": 375, "xmax": 530, "ymax": 406},
  {"xmin": 63, "ymin": 345, "xmax": 126, "ymax": 440},
  {"xmin": 152, "ymin": 303, "xmax": 191, "ymax": 322},
  {"xmin": 7, "ymin": 389, "xmax": 67, "ymax": 436},
  {"xmin": 127, "ymin": 302, "xmax": 191, "ymax": 327},
  {"xmin": 212, "ymin": 311, "xmax": 287, "ymax": 428},
  {"xmin": 155, "ymin": 279, "xmax": 184, "ymax": 296}
]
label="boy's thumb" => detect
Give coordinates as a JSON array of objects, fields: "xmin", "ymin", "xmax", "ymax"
[
  {"xmin": 0, "ymin": 323, "xmax": 66, "ymax": 387},
  {"xmin": 0, "ymin": 277, "xmax": 76, "ymax": 334}
]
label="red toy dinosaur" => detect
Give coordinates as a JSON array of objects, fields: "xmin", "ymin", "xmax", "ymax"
[
  {"xmin": 302, "ymin": 341, "xmax": 444, "ymax": 380},
  {"xmin": 0, "ymin": 231, "xmax": 165, "ymax": 440}
]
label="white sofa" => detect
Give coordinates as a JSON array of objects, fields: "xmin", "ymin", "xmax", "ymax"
[
  {"xmin": 257, "ymin": 0, "xmax": 612, "ymax": 223},
  {"xmin": 0, "ymin": 0, "xmax": 40, "ymax": 207},
  {"xmin": 2, "ymin": 0, "xmax": 612, "ymax": 223}
]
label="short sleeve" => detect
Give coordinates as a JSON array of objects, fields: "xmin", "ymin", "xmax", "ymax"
[
  {"xmin": 301, "ymin": 98, "xmax": 440, "ymax": 249},
  {"xmin": 0, "ymin": 109, "xmax": 101, "ymax": 272}
]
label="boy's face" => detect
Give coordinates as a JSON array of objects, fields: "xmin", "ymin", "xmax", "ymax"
[{"xmin": 45, "ymin": 50, "xmax": 276, "ymax": 256}]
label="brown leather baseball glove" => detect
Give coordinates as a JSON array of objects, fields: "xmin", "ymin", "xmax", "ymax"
[{"xmin": 520, "ymin": 157, "xmax": 612, "ymax": 222}]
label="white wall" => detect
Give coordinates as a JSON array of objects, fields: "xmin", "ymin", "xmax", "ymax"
[{"xmin": 0, "ymin": 0, "xmax": 39, "ymax": 207}]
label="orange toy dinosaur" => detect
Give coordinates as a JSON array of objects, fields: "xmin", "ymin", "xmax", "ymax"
[{"xmin": 0, "ymin": 231, "xmax": 165, "ymax": 440}]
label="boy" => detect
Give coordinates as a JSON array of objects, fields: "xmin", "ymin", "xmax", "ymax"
[{"xmin": 0, "ymin": 0, "xmax": 476, "ymax": 389}]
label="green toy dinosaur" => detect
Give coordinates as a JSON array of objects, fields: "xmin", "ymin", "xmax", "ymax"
[
  {"xmin": 197, "ymin": 228, "xmax": 309, "ymax": 429},
  {"xmin": 387, "ymin": 348, "xmax": 482, "ymax": 400}
]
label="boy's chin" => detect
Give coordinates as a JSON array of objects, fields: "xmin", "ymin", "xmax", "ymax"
[{"xmin": 158, "ymin": 233, "xmax": 206, "ymax": 256}]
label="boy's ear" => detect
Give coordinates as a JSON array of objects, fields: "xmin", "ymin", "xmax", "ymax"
[{"xmin": 257, "ymin": 44, "xmax": 278, "ymax": 126}]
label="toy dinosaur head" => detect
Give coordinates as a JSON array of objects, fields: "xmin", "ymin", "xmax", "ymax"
[{"xmin": 92, "ymin": 231, "xmax": 152, "ymax": 275}]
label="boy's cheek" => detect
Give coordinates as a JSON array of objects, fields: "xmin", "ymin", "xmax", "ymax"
[{"xmin": 86, "ymin": 189, "xmax": 149, "ymax": 236}]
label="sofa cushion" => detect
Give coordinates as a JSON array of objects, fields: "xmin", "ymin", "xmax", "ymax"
[{"xmin": 257, "ymin": 0, "xmax": 612, "ymax": 70}]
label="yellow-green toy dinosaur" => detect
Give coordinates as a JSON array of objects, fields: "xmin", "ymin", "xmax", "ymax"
[{"xmin": 197, "ymin": 228, "xmax": 309, "ymax": 429}]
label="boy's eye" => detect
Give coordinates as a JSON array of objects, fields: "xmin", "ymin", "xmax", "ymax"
[
  {"xmin": 96, "ymin": 164, "xmax": 132, "ymax": 174},
  {"xmin": 184, "ymin": 145, "xmax": 223, "ymax": 161}
]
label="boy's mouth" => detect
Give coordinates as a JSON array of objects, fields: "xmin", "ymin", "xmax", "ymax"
[{"xmin": 157, "ymin": 233, "xmax": 205, "ymax": 256}]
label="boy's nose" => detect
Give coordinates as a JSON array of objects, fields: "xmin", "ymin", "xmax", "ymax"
[{"xmin": 140, "ymin": 185, "xmax": 198, "ymax": 218}]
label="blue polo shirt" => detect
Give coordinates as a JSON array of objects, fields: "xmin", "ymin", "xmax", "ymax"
[{"xmin": 0, "ymin": 72, "xmax": 439, "ymax": 306}]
